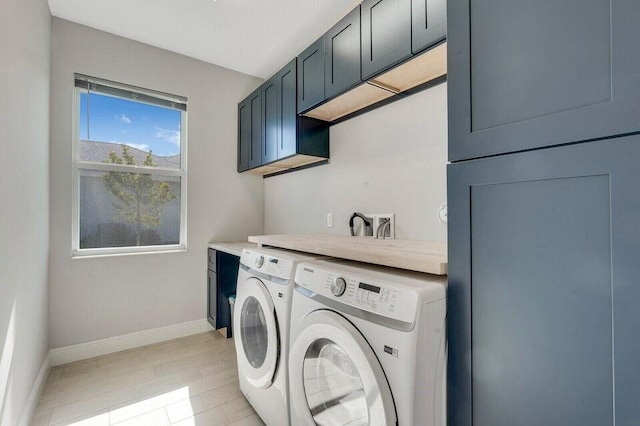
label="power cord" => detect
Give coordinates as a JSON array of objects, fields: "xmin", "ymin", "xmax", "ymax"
[{"xmin": 349, "ymin": 212, "xmax": 372, "ymax": 236}]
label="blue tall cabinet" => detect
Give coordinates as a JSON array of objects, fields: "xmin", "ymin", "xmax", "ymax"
[{"xmin": 447, "ymin": 0, "xmax": 640, "ymax": 425}]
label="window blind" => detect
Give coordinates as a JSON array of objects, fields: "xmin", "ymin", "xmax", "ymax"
[{"xmin": 74, "ymin": 74, "xmax": 187, "ymax": 111}]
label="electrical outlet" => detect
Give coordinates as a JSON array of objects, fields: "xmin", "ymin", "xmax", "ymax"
[{"xmin": 373, "ymin": 214, "xmax": 395, "ymax": 239}]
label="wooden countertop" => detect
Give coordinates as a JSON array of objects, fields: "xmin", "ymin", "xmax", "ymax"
[
  {"xmin": 248, "ymin": 234, "xmax": 447, "ymax": 275},
  {"xmin": 208, "ymin": 242, "xmax": 257, "ymax": 257}
]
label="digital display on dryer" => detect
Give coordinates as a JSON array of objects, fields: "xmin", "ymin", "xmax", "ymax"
[{"xmin": 358, "ymin": 282, "xmax": 381, "ymax": 293}]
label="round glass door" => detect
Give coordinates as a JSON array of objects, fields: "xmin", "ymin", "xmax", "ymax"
[
  {"xmin": 303, "ymin": 338, "xmax": 368, "ymax": 425},
  {"xmin": 289, "ymin": 310, "xmax": 396, "ymax": 426},
  {"xmin": 234, "ymin": 276, "xmax": 279, "ymax": 389},
  {"xmin": 241, "ymin": 296, "xmax": 269, "ymax": 368}
]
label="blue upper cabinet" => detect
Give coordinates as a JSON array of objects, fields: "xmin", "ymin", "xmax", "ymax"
[
  {"xmin": 361, "ymin": 0, "xmax": 412, "ymax": 80},
  {"xmin": 248, "ymin": 88, "xmax": 262, "ymax": 169},
  {"xmin": 297, "ymin": 38, "xmax": 325, "ymax": 114},
  {"xmin": 278, "ymin": 59, "xmax": 298, "ymax": 159},
  {"xmin": 237, "ymin": 99, "xmax": 251, "ymax": 172},
  {"xmin": 325, "ymin": 6, "xmax": 362, "ymax": 99},
  {"xmin": 237, "ymin": 58, "xmax": 329, "ymax": 175},
  {"xmin": 238, "ymin": 87, "xmax": 262, "ymax": 171},
  {"xmin": 411, "ymin": 0, "xmax": 446, "ymax": 54},
  {"xmin": 262, "ymin": 75, "xmax": 279, "ymax": 164},
  {"xmin": 448, "ymin": 0, "xmax": 640, "ymax": 162}
]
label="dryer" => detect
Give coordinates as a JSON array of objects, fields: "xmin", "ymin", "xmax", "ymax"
[
  {"xmin": 234, "ymin": 247, "xmax": 324, "ymax": 426},
  {"xmin": 289, "ymin": 259, "xmax": 447, "ymax": 426}
]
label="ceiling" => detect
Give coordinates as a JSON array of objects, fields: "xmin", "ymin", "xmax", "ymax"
[{"xmin": 47, "ymin": 0, "xmax": 359, "ymax": 79}]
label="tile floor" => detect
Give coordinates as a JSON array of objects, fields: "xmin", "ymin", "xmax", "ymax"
[{"xmin": 32, "ymin": 331, "xmax": 265, "ymax": 426}]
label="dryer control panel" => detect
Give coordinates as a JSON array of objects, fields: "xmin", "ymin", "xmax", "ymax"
[
  {"xmin": 295, "ymin": 263, "xmax": 424, "ymax": 324},
  {"xmin": 241, "ymin": 249, "xmax": 294, "ymax": 280}
]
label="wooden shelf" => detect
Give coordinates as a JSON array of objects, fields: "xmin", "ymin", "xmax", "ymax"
[
  {"xmin": 245, "ymin": 154, "xmax": 327, "ymax": 176},
  {"xmin": 370, "ymin": 42, "xmax": 447, "ymax": 93},
  {"xmin": 304, "ymin": 83, "xmax": 396, "ymax": 122},
  {"xmin": 303, "ymin": 42, "xmax": 447, "ymax": 123},
  {"xmin": 248, "ymin": 233, "xmax": 447, "ymax": 275}
]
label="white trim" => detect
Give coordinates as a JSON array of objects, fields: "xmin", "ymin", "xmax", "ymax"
[
  {"xmin": 71, "ymin": 84, "xmax": 188, "ymax": 256},
  {"xmin": 71, "ymin": 85, "xmax": 80, "ymax": 257},
  {"xmin": 50, "ymin": 319, "xmax": 211, "ymax": 367},
  {"xmin": 72, "ymin": 243, "xmax": 186, "ymax": 258},
  {"xmin": 17, "ymin": 353, "xmax": 50, "ymax": 426},
  {"xmin": 179, "ymin": 109, "xmax": 188, "ymax": 252},
  {"xmin": 77, "ymin": 161, "xmax": 182, "ymax": 176}
]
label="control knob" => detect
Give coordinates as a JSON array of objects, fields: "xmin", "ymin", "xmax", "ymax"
[
  {"xmin": 255, "ymin": 256, "xmax": 265, "ymax": 268},
  {"xmin": 332, "ymin": 277, "xmax": 347, "ymax": 297}
]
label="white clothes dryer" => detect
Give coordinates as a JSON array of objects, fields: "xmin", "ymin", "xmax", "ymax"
[
  {"xmin": 234, "ymin": 247, "xmax": 325, "ymax": 426},
  {"xmin": 289, "ymin": 259, "xmax": 447, "ymax": 426}
]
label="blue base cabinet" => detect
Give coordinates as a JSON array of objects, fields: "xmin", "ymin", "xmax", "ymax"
[
  {"xmin": 207, "ymin": 248, "xmax": 217, "ymax": 328},
  {"xmin": 207, "ymin": 249, "xmax": 240, "ymax": 338},
  {"xmin": 447, "ymin": 135, "xmax": 640, "ymax": 426}
]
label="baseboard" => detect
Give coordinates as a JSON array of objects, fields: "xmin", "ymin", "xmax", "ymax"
[
  {"xmin": 50, "ymin": 319, "xmax": 212, "ymax": 366},
  {"xmin": 17, "ymin": 352, "xmax": 50, "ymax": 426}
]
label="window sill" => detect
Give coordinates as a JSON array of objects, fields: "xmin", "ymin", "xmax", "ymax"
[{"xmin": 72, "ymin": 244, "xmax": 187, "ymax": 259}]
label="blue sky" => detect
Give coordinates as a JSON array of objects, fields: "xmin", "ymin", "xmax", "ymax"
[{"xmin": 79, "ymin": 92, "xmax": 181, "ymax": 157}]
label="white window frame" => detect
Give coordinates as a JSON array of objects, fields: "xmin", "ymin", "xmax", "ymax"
[{"xmin": 71, "ymin": 76, "xmax": 188, "ymax": 258}]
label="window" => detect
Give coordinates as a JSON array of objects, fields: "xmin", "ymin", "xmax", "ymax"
[{"xmin": 73, "ymin": 75, "xmax": 187, "ymax": 256}]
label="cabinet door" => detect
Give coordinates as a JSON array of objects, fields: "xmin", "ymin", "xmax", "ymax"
[
  {"xmin": 297, "ymin": 38, "xmax": 325, "ymax": 114},
  {"xmin": 278, "ymin": 59, "xmax": 298, "ymax": 159},
  {"xmin": 325, "ymin": 6, "xmax": 362, "ymax": 99},
  {"xmin": 262, "ymin": 75, "xmax": 279, "ymax": 164},
  {"xmin": 237, "ymin": 99, "xmax": 250, "ymax": 172},
  {"xmin": 448, "ymin": 0, "xmax": 640, "ymax": 161},
  {"xmin": 248, "ymin": 89, "xmax": 262, "ymax": 169},
  {"xmin": 216, "ymin": 251, "xmax": 240, "ymax": 337},
  {"xmin": 207, "ymin": 248, "xmax": 216, "ymax": 272},
  {"xmin": 411, "ymin": 0, "xmax": 446, "ymax": 54},
  {"xmin": 448, "ymin": 135, "xmax": 640, "ymax": 426},
  {"xmin": 361, "ymin": 0, "xmax": 412, "ymax": 80},
  {"xmin": 207, "ymin": 268, "xmax": 216, "ymax": 328}
]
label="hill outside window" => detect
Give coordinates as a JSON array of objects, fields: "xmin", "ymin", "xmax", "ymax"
[{"xmin": 72, "ymin": 75, "xmax": 187, "ymax": 257}]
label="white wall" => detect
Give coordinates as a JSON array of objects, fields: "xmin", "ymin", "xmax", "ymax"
[
  {"xmin": 265, "ymin": 82, "xmax": 448, "ymax": 242},
  {"xmin": 0, "ymin": 0, "xmax": 51, "ymax": 423},
  {"xmin": 49, "ymin": 19, "xmax": 264, "ymax": 348}
]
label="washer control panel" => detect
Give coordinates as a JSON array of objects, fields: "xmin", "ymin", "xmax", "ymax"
[
  {"xmin": 241, "ymin": 250, "xmax": 293, "ymax": 280},
  {"xmin": 295, "ymin": 264, "xmax": 419, "ymax": 323}
]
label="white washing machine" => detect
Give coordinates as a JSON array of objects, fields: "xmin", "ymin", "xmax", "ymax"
[
  {"xmin": 289, "ymin": 259, "xmax": 447, "ymax": 426},
  {"xmin": 234, "ymin": 247, "xmax": 325, "ymax": 426}
]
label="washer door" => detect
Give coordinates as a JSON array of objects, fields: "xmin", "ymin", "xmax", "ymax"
[
  {"xmin": 235, "ymin": 277, "xmax": 279, "ymax": 389},
  {"xmin": 289, "ymin": 310, "xmax": 396, "ymax": 426}
]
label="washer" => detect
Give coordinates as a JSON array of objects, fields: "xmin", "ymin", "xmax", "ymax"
[
  {"xmin": 289, "ymin": 259, "xmax": 447, "ymax": 426},
  {"xmin": 234, "ymin": 247, "xmax": 325, "ymax": 426}
]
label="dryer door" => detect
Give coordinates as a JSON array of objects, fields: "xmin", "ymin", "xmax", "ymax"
[
  {"xmin": 289, "ymin": 310, "xmax": 396, "ymax": 426},
  {"xmin": 235, "ymin": 277, "xmax": 279, "ymax": 389}
]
